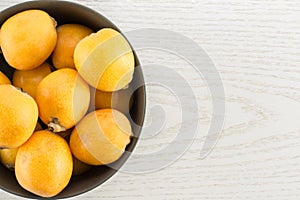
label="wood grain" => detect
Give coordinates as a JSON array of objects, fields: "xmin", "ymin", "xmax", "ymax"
[{"xmin": 0, "ymin": 0, "xmax": 300, "ymax": 199}]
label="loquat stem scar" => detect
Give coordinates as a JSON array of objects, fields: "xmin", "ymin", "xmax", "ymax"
[{"xmin": 48, "ymin": 117, "xmax": 66, "ymax": 133}]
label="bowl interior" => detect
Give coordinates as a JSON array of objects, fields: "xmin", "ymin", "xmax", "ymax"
[{"xmin": 0, "ymin": 1, "xmax": 145, "ymax": 199}]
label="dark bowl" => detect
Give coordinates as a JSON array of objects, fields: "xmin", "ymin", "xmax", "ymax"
[{"xmin": 0, "ymin": 0, "xmax": 145, "ymax": 199}]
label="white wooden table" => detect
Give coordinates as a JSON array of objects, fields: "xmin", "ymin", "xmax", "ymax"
[{"xmin": 1, "ymin": 0, "xmax": 300, "ymax": 199}]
